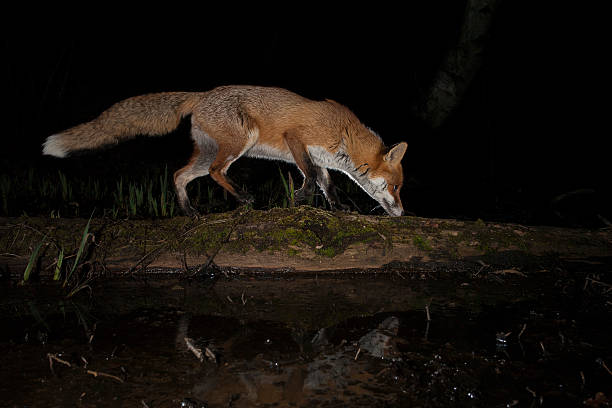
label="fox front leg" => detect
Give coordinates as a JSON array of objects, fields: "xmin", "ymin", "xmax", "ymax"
[
  {"xmin": 316, "ymin": 167, "xmax": 350, "ymax": 212},
  {"xmin": 283, "ymin": 130, "xmax": 318, "ymax": 204}
]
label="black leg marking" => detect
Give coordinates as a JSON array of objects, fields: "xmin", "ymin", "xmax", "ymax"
[{"xmin": 316, "ymin": 168, "xmax": 350, "ymax": 211}]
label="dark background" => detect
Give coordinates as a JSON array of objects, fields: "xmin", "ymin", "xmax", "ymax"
[{"xmin": 2, "ymin": 3, "xmax": 608, "ymax": 227}]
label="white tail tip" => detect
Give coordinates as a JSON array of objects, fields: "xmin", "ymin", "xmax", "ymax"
[{"xmin": 42, "ymin": 134, "xmax": 68, "ymax": 158}]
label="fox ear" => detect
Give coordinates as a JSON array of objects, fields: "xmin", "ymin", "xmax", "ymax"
[{"xmin": 384, "ymin": 142, "xmax": 407, "ymax": 164}]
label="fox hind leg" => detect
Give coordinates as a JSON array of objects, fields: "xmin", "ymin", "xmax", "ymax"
[
  {"xmin": 174, "ymin": 126, "xmax": 218, "ymax": 216},
  {"xmin": 207, "ymin": 131, "xmax": 258, "ymax": 206},
  {"xmin": 208, "ymin": 147, "xmax": 254, "ymax": 205}
]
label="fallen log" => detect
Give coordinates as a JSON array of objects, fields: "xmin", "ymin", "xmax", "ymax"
[{"xmin": 1, "ymin": 206, "xmax": 610, "ymax": 277}]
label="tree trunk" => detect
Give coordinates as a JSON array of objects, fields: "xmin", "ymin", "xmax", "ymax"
[{"xmin": 417, "ymin": 0, "xmax": 501, "ymax": 128}]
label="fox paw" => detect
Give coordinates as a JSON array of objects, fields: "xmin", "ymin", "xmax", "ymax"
[
  {"xmin": 184, "ymin": 206, "xmax": 200, "ymax": 219},
  {"xmin": 331, "ymin": 202, "xmax": 351, "ymax": 213},
  {"xmin": 178, "ymin": 200, "xmax": 200, "ymax": 218},
  {"xmin": 238, "ymin": 194, "xmax": 254, "ymax": 205},
  {"xmin": 294, "ymin": 187, "xmax": 315, "ymax": 204}
]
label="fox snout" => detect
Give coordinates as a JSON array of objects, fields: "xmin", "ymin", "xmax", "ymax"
[
  {"xmin": 390, "ymin": 205, "xmax": 404, "ymax": 217},
  {"xmin": 382, "ymin": 198, "xmax": 404, "ymax": 217}
]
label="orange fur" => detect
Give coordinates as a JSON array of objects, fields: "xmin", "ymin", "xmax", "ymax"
[{"xmin": 43, "ymin": 86, "xmax": 408, "ymax": 216}]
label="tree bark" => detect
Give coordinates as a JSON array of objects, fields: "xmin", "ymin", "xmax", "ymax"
[{"xmin": 417, "ymin": 0, "xmax": 501, "ymax": 128}]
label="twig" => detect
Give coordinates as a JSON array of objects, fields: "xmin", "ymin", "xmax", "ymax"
[
  {"xmin": 20, "ymin": 223, "xmax": 49, "ymax": 239},
  {"xmin": 8, "ymin": 223, "xmax": 24, "ymax": 250},
  {"xmin": 43, "ymin": 253, "xmax": 78, "ymax": 272},
  {"xmin": 375, "ymin": 367, "xmax": 390, "ymax": 378},
  {"xmin": 369, "ymin": 205, "xmax": 382, "ymax": 214},
  {"xmin": 86, "ymin": 369, "xmax": 124, "ymax": 383},
  {"xmin": 125, "ymin": 217, "xmax": 232, "ymax": 274},
  {"xmin": 354, "ymin": 347, "xmax": 361, "ymax": 361},
  {"xmin": 586, "ymin": 277, "xmax": 612, "ymax": 289},
  {"xmin": 48, "ymin": 353, "xmax": 72, "ymax": 375},
  {"xmin": 597, "ymin": 214, "xmax": 612, "ymax": 227},
  {"xmin": 204, "ymin": 347, "xmax": 217, "ymax": 364},
  {"xmin": 518, "ymin": 323, "xmax": 527, "ymax": 340},
  {"xmin": 474, "ymin": 259, "xmax": 490, "ymax": 277},
  {"xmin": 185, "ymin": 337, "xmax": 203, "ymax": 362},
  {"xmin": 492, "ymin": 268, "xmax": 527, "ymax": 277},
  {"xmin": 48, "ymin": 353, "xmax": 123, "ymax": 383},
  {"xmin": 597, "ymin": 358, "xmax": 612, "ymax": 377},
  {"xmin": 127, "ymin": 245, "xmax": 165, "ymax": 274},
  {"xmin": 195, "ymin": 209, "xmax": 251, "ymax": 276}
]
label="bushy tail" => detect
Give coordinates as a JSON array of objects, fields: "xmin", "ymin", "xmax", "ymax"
[{"xmin": 42, "ymin": 92, "xmax": 200, "ymax": 157}]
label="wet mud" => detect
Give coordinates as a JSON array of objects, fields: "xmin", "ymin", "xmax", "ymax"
[{"xmin": 1, "ymin": 259, "xmax": 611, "ymax": 407}]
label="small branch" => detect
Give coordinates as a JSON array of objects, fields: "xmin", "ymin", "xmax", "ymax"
[
  {"xmin": 0, "ymin": 253, "xmax": 22, "ymax": 258},
  {"xmin": 48, "ymin": 353, "xmax": 72, "ymax": 374},
  {"xmin": 586, "ymin": 277, "xmax": 612, "ymax": 289},
  {"xmin": 127, "ymin": 245, "xmax": 165, "ymax": 274},
  {"xmin": 47, "ymin": 352, "xmax": 123, "ymax": 383},
  {"xmin": 86, "ymin": 369, "xmax": 124, "ymax": 383},
  {"xmin": 204, "ymin": 347, "xmax": 217, "ymax": 364},
  {"xmin": 194, "ymin": 208, "xmax": 251, "ymax": 276},
  {"xmin": 185, "ymin": 337, "xmax": 203, "ymax": 362},
  {"xmin": 596, "ymin": 358, "xmax": 612, "ymax": 377},
  {"xmin": 125, "ymin": 217, "xmax": 233, "ymax": 274},
  {"xmin": 518, "ymin": 323, "xmax": 527, "ymax": 340},
  {"xmin": 525, "ymin": 386, "xmax": 536, "ymax": 398}
]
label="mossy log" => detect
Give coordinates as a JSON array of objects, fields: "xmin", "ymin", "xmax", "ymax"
[{"xmin": 1, "ymin": 206, "xmax": 610, "ymax": 276}]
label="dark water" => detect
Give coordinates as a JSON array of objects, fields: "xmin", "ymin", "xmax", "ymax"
[{"xmin": 1, "ymin": 263, "xmax": 611, "ymax": 407}]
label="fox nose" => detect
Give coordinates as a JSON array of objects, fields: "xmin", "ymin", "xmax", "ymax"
[
  {"xmin": 396, "ymin": 204, "xmax": 404, "ymax": 217},
  {"xmin": 390, "ymin": 207, "xmax": 404, "ymax": 217}
]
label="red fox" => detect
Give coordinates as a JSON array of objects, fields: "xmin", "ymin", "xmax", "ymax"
[{"xmin": 43, "ymin": 86, "xmax": 407, "ymax": 216}]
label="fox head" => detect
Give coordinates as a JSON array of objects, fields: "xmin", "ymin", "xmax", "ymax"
[{"xmin": 353, "ymin": 142, "xmax": 407, "ymax": 216}]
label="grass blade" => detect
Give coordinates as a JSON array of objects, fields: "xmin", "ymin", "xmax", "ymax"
[
  {"xmin": 64, "ymin": 213, "xmax": 93, "ymax": 286},
  {"xmin": 278, "ymin": 166, "xmax": 289, "ymax": 198},
  {"xmin": 23, "ymin": 236, "xmax": 45, "ymax": 282},
  {"xmin": 160, "ymin": 165, "xmax": 168, "ymax": 217},
  {"xmin": 288, "ymin": 171, "xmax": 295, "ymax": 207},
  {"xmin": 278, "ymin": 166, "xmax": 297, "ymax": 208},
  {"xmin": 53, "ymin": 247, "xmax": 64, "ymax": 281}
]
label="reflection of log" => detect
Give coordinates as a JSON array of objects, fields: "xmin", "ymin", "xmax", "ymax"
[
  {"xmin": 1, "ymin": 206, "xmax": 610, "ymax": 275},
  {"xmin": 417, "ymin": 0, "xmax": 501, "ymax": 128}
]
